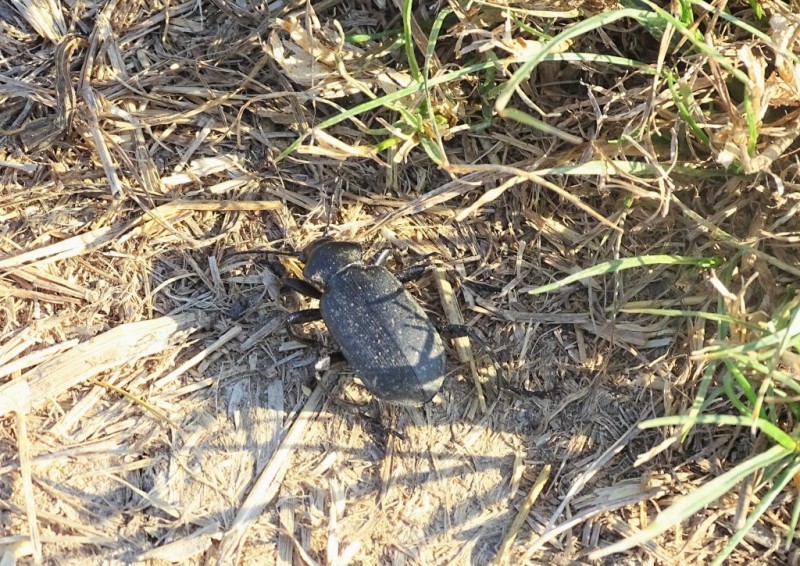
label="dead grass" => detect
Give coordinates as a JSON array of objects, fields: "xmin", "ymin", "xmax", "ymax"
[{"xmin": 2, "ymin": 0, "xmax": 800, "ymax": 564}]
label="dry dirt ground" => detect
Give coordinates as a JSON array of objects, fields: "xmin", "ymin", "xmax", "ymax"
[{"xmin": 2, "ymin": 0, "xmax": 800, "ymax": 564}]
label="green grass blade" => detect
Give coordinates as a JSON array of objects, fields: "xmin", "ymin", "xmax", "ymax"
[
  {"xmin": 682, "ymin": 362, "xmax": 717, "ymax": 440},
  {"xmin": 525, "ymin": 255, "xmax": 719, "ymax": 295},
  {"xmin": 694, "ymin": 0, "xmax": 800, "ymax": 65},
  {"xmin": 425, "ymin": 8, "xmax": 451, "ymax": 70},
  {"xmin": 667, "ymin": 72, "xmax": 711, "ymax": 146},
  {"xmin": 638, "ymin": 0, "xmax": 752, "ymax": 86},
  {"xmin": 277, "ymin": 48, "xmax": 667, "ymax": 162},
  {"xmin": 496, "ymin": 9, "xmax": 664, "ymax": 114},
  {"xmin": 419, "ymin": 6, "xmax": 453, "ymax": 166},
  {"xmin": 722, "ymin": 365, "xmax": 755, "ymax": 416},
  {"xmin": 620, "ymin": 308, "xmax": 762, "ymax": 331},
  {"xmin": 531, "ymin": 159, "xmax": 726, "ymax": 177},
  {"xmin": 402, "ymin": 0, "xmax": 422, "ymax": 81},
  {"xmin": 710, "ymin": 455, "xmax": 800, "ymax": 566},
  {"xmin": 276, "ymin": 59, "xmax": 498, "ymax": 162},
  {"xmin": 641, "ymin": 415, "xmax": 799, "ymax": 450},
  {"xmin": 697, "ymin": 316, "xmax": 800, "ymax": 360},
  {"xmin": 500, "ymin": 107, "xmax": 582, "ymax": 144},
  {"xmin": 787, "ymin": 485, "xmax": 800, "ymax": 550},
  {"xmin": 723, "ymin": 359, "xmax": 758, "ymax": 408},
  {"xmin": 590, "ymin": 444, "xmax": 792, "ymax": 559}
]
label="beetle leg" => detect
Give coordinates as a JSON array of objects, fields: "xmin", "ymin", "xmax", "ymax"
[
  {"xmin": 438, "ymin": 324, "xmax": 549, "ymax": 398},
  {"xmin": 396, "ymin": 251, "xmax": 440, "ymax": 283},
  {"xmin": 437, "ymin": 323, "xmax": 505, "ymax": 386},
  {"xmin": 396, "ymin": 263, "xmax": 432, "ymax": 284},
  {"xmin": 284, "ymin": 277, "xmax": 323, "ymax": 299},
  {"xmin": 286, "ymin": 309, "xmax": 324, "ymax": 347},
  {"xmin": 265, "ymin": 259, "xmax": 288, "ymax": 279},
  {"xmin": 286, "ymin": 308, "xmax": 322, "ymax": 324},
  {"xmin": 283, "ymin": 277, "xmax": 323, "ymax": 299},
  {"xmin": 361, "ymin": 409, "xmax": 407, "ymax": 443},
  {"xmin": 286, "ymin": 321, "xmax": 320, "ymax": 347},
  {"xmin": 313, "ymin": 363, "xmax": 407, "ymax": 443}
]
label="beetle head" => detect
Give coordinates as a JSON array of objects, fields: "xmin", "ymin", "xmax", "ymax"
[{"xmin": 301, "ymin": 238, "xmax": 363, "ymax": 287}]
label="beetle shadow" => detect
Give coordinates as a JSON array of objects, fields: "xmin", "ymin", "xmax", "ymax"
[
  {"xmin": 221, "ymin": 262, "xmax": 559, "ymax": 561},
  {"xmin": 213, "ymin": 319, "xmax": 547, "ymax": 561}
]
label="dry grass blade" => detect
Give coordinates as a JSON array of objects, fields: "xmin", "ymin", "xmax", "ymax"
[
  {"xmin": 0, "ymin": 339, "xmax": 79, "ymax": 380},
  {"xmin": 448, "ymin": 163, "xmax": 620, "ymax": 231},
  {"xmin": 0, "ymin": 221, "xmax": 133, "ymax": 271},
  {"xmin": 134, "ymin": 529, "xmax": 218, "ymax": 562},
  {"xmin": 217, "ymin": 385, "xmax": 325, "ymax": 564},
  {"xmin": 491, "ymin": 464, "xmax": 551, "ymax": 564},
  {"xmin": 433, "ymin": 267, "xmax": 486, "ymax": 413},
  {"xmin": 80, "ymin": 85, "xmax": 122, "ymax": 199},
  {"xmin": 0, "ymin": 200, "xmax": 282, "ymax": 271},
  {"xmin": 153, "ymin": 325, "xmax": 242, "ymax": 389},
  {"xmin": 14, "ymin": 409, "xmax": 41, "ymax": 564},
  {"xmin": 9, "ymin": 0, "xmax": 65, "ymax": 42},
  {"xmin": 0, "ymin": 312, "xmax": 205, "ymax": 417}
]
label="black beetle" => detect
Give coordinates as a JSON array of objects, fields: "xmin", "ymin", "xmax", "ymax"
[{"xmin": 283, "ymin": 238, "xmax": 446, "ymax": 406}]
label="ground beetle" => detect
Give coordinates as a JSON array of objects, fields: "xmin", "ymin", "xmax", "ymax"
[{"xmin": 284, "ymin": 238, "xmax": 447, "ymax": 406}]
